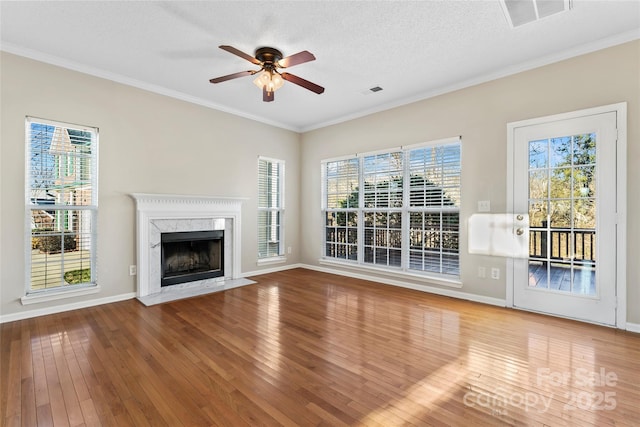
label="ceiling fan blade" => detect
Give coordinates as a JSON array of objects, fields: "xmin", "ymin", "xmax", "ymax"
[
  {"xmin": 263, "ymin": 87, "xmax": 274, "ymax": 102},
  {"xmin": 277, "ymin": 50, "xmax": 316, "ymax": 68},
  {"xmin": 219, "ymin": 45, "xmax": 261, "ymax": 65},
  {"xmin": 209, "ymin": 70, "xmax": 255, "ymax": 84},
  {"xmin": 281, "ymin": 72, "xmax": 325, "ymax": 94}
]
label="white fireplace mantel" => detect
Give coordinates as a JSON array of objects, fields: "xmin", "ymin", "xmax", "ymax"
[{"xmin": 130, "ymin": 193, "xmax": 248, "ymax": 300}]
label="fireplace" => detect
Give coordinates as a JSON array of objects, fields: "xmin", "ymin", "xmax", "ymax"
[
  {"xmin": 161, "ymin": 230, "xmax": 224, "ymax": 287},
  {"xmin": 131, "ymin": 194, "xmax": 255, "ymax": 305}
]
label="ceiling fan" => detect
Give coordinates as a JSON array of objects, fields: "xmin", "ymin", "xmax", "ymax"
[{"xmin": 210, "ymin": 45, "xmax": 325, "ymax": 102}]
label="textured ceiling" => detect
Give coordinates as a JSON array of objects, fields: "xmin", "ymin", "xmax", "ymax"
[{"xmin": 1, "ymin": 1, "xmax": 639, "ymax": 132}]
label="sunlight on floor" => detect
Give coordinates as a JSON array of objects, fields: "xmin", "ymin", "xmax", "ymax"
[
  {"xmin": 255, "ymin": 285, "xmax": 282, "ymax": 382},
  {"xmin": 357, "ymin": 334, "xmax": 600, "ymax": 424},
  {"xmin": 359, "ymin": 357, "xmax": 468, "ymax": 424}
]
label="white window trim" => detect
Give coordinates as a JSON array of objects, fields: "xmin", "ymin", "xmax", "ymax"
[
  {"xmin": 257, "ymin": 256, "xmax": 287, "ymax": 266},
  {"xmin": 21, "ymin": 284, "xmax": 101, "ymax": 305},
  {"xmin": 318, "ymin": 257, "xmax": 463, "ymax": 288},
  {"xmin": 321, "ymin": 136, "xmax": 461, "ymax": 279},
  {"xmin": 257, "ymin": 156, "xmax": 285, "ymax": 261},
  {"xmin": 24, "ymin": 116, "xmax": 99, "ymax": 300},
  {"xmin": 506, "ymin": 102, "xmax": 627, "ymax": 329}
]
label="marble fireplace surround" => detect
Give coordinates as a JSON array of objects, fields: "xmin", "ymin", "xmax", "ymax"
[{"xmin": 130, "ymin": 193, "xmax": 254, "ymax": 305}]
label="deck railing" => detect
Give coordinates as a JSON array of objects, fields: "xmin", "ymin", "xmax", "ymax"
[{"xmin": 529, "ymin": 227, "xmax": 595, "ymax": 263}]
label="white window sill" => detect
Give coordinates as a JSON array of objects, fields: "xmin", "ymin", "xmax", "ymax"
[
  {"xmin": 257, "ymin": 256, "xmax": 287, "ymax": 266},
  {"xmin": 318, "ymin": 258, "xmax": 462, "ymax": 288},
  {"xmin": 21, "ymin": 284, "xmax": 101, "ymax": 305}
]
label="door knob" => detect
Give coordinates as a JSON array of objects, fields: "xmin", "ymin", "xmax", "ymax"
[
  {"xmin": 516, "ymin": 228, "xmax": 524, "ymax": 236},
  {"xmin": 516, "ymin": 214, "xmax": 524, "ymax": 221}
]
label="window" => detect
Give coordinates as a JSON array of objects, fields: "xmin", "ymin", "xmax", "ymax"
[
  {"xmin": 325, "ymin": 158, "xmax": 358, "ymax": 261},
  {"xmin": 322, "ymin": 137, "xmax": 461, "ymax": 278},
  {"xmin": 258, "ymin": 157, "xmax": 284, "ymax": 259},
  {"xmin": 26, "ymin": 117, "xmax": 98, "ymax": 293},
  {"xmin": 407, "ymin": 144, "xmax": 461, "ymax": 275},
  {"xmin": 362, "ymin": 151, "xmax": 404, "ymax": 267}
]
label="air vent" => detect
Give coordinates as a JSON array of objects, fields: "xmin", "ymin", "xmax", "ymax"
[
  {"xmin": 501, "ymin": 0, "xmax": 571, "ymax": 28},
  {"xmin": 360, "ymin": 86, "xmax": 384, "ymax": 95}
]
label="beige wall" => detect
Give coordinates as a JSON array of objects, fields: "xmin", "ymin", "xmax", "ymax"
[
  {"xmin": 300, "ymin": 40, "xmax": 640, "ymax": 324},
  {"xmin": 1, "ymin": 52, "xmax": 301, "ymax": 319},
  {"xmin": 2, "ymin": 40, "xmax": 638, "ymax": 325}
]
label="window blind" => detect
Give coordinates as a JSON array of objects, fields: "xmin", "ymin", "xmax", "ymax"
[
  {"xmin": 26, "ymin": 117, "xmax": 98, "ymax": 292},
  {"xmin": 258, "ymin": 157, "xmax": 284, "ymax": 258},
  {"xmin": 362, "ymin": 152, "xmax": 403, "ymax": 266},
  {"xmin": 324, "ymin": 158, "xmax": 359, "ymax": 260},
  {"xmin": 407, "ymin": 143, "xmax": 461, "ymax": 275}
]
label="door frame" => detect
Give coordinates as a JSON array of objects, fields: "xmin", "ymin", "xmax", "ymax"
[{"xmin": 506, "ymin": 103, "xmax": 627, "ymax": 328}]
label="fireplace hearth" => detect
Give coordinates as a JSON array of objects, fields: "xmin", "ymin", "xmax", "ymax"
[{"xmin": 161, "ymin": 230, "xmax": 224, "ymax": 287}]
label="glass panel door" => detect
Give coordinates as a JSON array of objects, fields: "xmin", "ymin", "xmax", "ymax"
[
  {"xmin": 527, "ymin": 134, "xmax": 596, "ymax": 295},
  {"xmin": 512, "ymin": 112, "xmax": 617, "ymax": 325}
]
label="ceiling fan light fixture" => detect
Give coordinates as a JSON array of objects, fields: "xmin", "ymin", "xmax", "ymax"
[
  {"xmin": 253, "ymin": 70, "xmax": 284, "ymax": 93},
  {"xmin": 271, "ymin": 72, "xmax": 284, "ymax": 90}
]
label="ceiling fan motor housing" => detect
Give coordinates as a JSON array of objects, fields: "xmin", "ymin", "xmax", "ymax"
[{"xmin": 255, "ymin": 47, "xmax": 283, "ymax": 68}]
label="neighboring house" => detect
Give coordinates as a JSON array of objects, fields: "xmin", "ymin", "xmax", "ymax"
[{"xmin": 47, "ymin": 127, "xmax": 92, "ymax": 250}]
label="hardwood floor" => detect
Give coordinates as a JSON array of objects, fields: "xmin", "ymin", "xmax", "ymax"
[{"xmin": 2, "ymin": 268, "xmax": 639, "ymax": 426}]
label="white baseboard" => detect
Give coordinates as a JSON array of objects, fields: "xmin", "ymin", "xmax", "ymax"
[
  {"xmin": 626, "ymin": 322, "xmax": 640, "ymax": 333},
  {"xmin": 242, "ymin": 263, "xmax": 304, "ymax": 278},
  {"xmin": 300, "ymin": 263, "xmax": 506, "ymax": 307},
  {"xmin": 0, "ymin": 292, "xmax": 136, "ymax": 324}
]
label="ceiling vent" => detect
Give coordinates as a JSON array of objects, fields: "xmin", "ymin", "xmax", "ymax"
[
  {"xmin": 501, "ymin": 0, "xmax": 571, "ymax": 28},
  {"xmin": 361, "ymin": 86, "xmax": 384, "ymax": 95}
]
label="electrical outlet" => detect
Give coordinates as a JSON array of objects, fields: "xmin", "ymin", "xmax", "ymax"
[
  {"xmin": 287, "ymin": 246, "xmax": 292, "ymax": 254},
  {"xmin": 491, "ymin": 267, "xmax": 500, "ymax": 280},
  {"xmin": 129, "ymin": 265, "xmax": 137, "ymax": 276},
  {"xmin": 478, "ymin": 266, "xmax": 486, "ymax": 278},
  {"xmin": 478, "ymin": 200, "xmax": 491, "ymax": 212}
]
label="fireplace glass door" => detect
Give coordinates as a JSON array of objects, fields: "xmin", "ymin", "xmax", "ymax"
[{"xmin": 161, "ymin": 230, "xmax": 224, "ymax": 286}]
